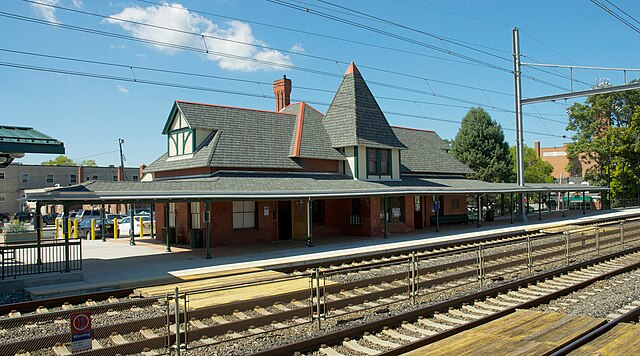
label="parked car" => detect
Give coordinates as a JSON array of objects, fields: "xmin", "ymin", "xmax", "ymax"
[
  {"xmin": 13, "ymin": 211, "xmax": 34, "ymax": 223},
  {"xmin": 106, "ymin": 214, "xmax": 125, "ymax": 221},
  {"xmin": 0, "ymin": 213, "xmax": 10, "ymax": 223},
  {"xmin": 75, "ymin": 218, "xmax": 114, "ymax": 239},
  {"xmin": 41, "ymin": 213, "xmax": 57, "ymax": 227},
  {"xmin": 117, "ymin": 216, "xmax": 153, "ymax": 236},
  {"xmin": 75, "ymin": 209, "xmax": 102, "ymax": 222}
]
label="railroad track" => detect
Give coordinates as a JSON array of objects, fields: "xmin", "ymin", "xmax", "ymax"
[
  {"xmin": 253, "ymin": 249, "xmax": 640, "ymax": 356},
  {"xmin": 1, "ymin": 216, "xmax": 638, "ymax": 355}
]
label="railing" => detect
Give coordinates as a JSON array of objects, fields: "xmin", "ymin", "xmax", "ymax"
[{"xmin": 0, "ymin": 240, "xmax": 82, "ymax": 279}]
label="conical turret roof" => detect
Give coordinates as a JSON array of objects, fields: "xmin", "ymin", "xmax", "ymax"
[{"xmin": 323, "ymin": 62, "xmax": 406, "ymax": 149}]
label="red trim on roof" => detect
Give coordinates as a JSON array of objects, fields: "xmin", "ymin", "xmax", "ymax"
[
  {"xmin": 391, "ymin": 125, "xmax": 435, "ymax": 133},
  {"xmin": 292, "ymin": 102, "xmax": 306, "ymax": 157},
  {"xmin": 345, "ymin": 62, "xmax": 360, "ymax": 76},
  {"xmin": 175, "ymin": 100, "xmax": 296, "ymax": 116}
]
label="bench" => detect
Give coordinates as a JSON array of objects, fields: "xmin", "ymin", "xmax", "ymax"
[{"xmin": 430, "ymin": 214, "xmax": 470, "ymax": 226}]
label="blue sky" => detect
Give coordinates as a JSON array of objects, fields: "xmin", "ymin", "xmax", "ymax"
[{"xmin": 2, "ymin": 0, "xmax": 639, "ymax": 167}]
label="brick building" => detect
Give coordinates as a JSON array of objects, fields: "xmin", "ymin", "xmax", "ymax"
[{"xmin": 534, "ymin": 141, "xmax": 595, "ymax": 183}]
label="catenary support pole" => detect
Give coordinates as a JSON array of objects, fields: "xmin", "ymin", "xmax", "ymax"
[
  {"xmin": 150, "ymin": 204, "xmax": 155, "ymax": 239},
  {"xmin": 477, "ymin": 194, "xmax": 481, "ymax": 228},
  {"xmin": 129, "ymin": 205, "xmax": 135, "ymax": 246},
  {"xmin": 510, "ymin": 193, "xmax": 514, "ymax": 224},
  {"xmin": 35, "ymin": 202, "xmax": 42, "ymax": 269},
  {"xmin": 383, "ymin": 196, "xmax": 389, "ymax": 238},
  {"xmin": 205, "ymin": 201, "xmax": 211, "ymax": 259},
  {"xmin": 513, "ymin": 27, "xmax": 526, "ymax": 222},
  {"xmin": 63, "ymin": 203, "xmax": 70, "ymax": 273},
  {"xmin": 538, "ymin": 192, "xmax": 542, "ymax": 220},
  {"xmin": 101, "ymin": 204, "xmax": 105, "ymax": 242},
  {"xmin": 306, "ymin": 197, "xmax": 314, "ymax": 247},
  {"xmin": 582, "ymin": 191, "xmax": 586, "ymax": 214},
  {"xmin": 435, "ymin": 194, "xmax": 440, "ymax": 233},
  {"xmin": 164, "ymin": 203, "xmax": 171, "ymax": 252}
]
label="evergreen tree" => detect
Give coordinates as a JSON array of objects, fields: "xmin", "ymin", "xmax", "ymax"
[{"xmin": 452, "ymin": 108, "xmax": 514, "ymax": 183}]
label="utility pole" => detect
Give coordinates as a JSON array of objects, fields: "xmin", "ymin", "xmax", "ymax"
[
  {"xmin": 512, "ymin": 27, "xmax": 526, "ymax": 222},
  {"xmin": 118, "ymin": 138, "xmax": 128, "ymax": 181}
]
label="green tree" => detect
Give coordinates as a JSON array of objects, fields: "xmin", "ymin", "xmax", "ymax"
[
  {"xmin": 41, "ymin": 155, "xmax": 75, "ymax": 166},
  {"xmin": 452, "ymin": 108, "xmax": 515, "ymax": 183},
  {"xmin": 78, "ymin": 159, "xmax": 97, "ymax": 167},
  {"xmin": 509, "ymin": 146, "xmax": 554, "ymax": 183},
  {"xmin": 566, "ymin": 80, "xmax": 640, "ymax": 206}
]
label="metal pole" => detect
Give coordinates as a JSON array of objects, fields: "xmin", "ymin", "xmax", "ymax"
[
  {"xmin": 595, "ymin": 225, "xmax": 600, "ymax": 255},
  {"xmin": 565, "ymin": 232, "xmax": 570, "ymax": 265},
  {"xmin": 435, "ymin": 194, "xmax": 440, "ymax": 232},
  {"xmin": 315, "ymin": 268, "xmax": 321, "ymax": 329},
  {"xmin": 63, "ymin": 204, "xmax": 70, "ymax": 273},
  {"xmin": 100, "ymin": 204, "xmax": 105, "ymax": 242},
  {"xmin": 582, "ymin": 191, "xmax": 586, "ymax": 214},
  {"xmin": 150, "ymin": 204, "xmax": 155, "ymax": 239},
  {"xmin": 174, "ymin": 287, "xmax": 181, "ymax": 355},
  {"xmin": 35, "ymin": 202, "xmax": 42, "ymax": 269},
  {"xmin": 205, "ymin": 201, "xmax": 211, "ymax": 259},
  {"xmin": 527, "ymin": 237, "xmax": 532, "ymax": 274},
  {"xmin": 306, "ymin": 198, "xmax": 314, "ymax": 247},
  {"xmin": 548, "ymin": 192, "xmax": 552, "ymax": 213},
  {"xmin": 500, "ymin": 194, "xmax": 505, "ymax": 216},
  {"xmin": 538, "ymin": 192, "xmax": 542, "ymax": 220},
  {"xmin": 164, "ymin": 203, "xmax": 171, "ymax": 252},
  {"xmin": 513, "ymin": 27, "xmax": 525, "ymax": 222},
  {"xmin": 476, "ymin": 194, "xmax": 481, "ymax": 228},
  {"xmin": 510, "ymin": 193, "xmax": 514, "ymax": 224},
  {"xmin": 129, "ymin": 205, "xmax": 135, "ymax": 246},
  {"xmin": 383, "ymin": 196, "xmax": 389, "ymax": 238}
]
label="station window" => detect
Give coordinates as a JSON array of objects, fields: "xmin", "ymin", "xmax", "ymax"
[
  {"xmin": 350, "ymin": 198, "xmax": 361, "ymax": 225},
  {"xmin": 0, "ymin": 172, "xmax": 4, "ymax": 179},
  {"xmin": 367, "ymin": 148, "xmax": 391, "ymax": 178},
  {"xmin": 380, "ymin": 196, "xmax": 405, "ymax": 223},
  {"xmin": 233, "ymin": 201, "xmax": 256, "ymax": 229},
  {"xmin": 92, "ymin": 175, "xmax": 99, "ymax": 180},
  {"xmin": 190, "ymin": 202, "xmax": 201, "ymax": 229},
  {"xmin": 132, "ymin": 175, "xmax": 139, "ymax": 181},
  {"xmin": 451, "ymin": 199, "xmax": 461, "ymax": 210},
  {"xmin": 46, "ymin": 173, "xmax": 54, "ymax": 183},
  {"xmin": 112, "ymin": 175, "xmax": 118, "ymax": 182},
  {"xmin": 0, "ymin": 194, "xmax": 5, "ymax": 203},
  {"xmin": 312, "ymin": 200, "xmax": 325, "ymax": 225},
  {"xmin": 21, "ymin": 173, "xmax": 29, "ymax": 183},
  {"xmin": 70, "ymin": 174, "xmax": 77, "ymax": 184}
]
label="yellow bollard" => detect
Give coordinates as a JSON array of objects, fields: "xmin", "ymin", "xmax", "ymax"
[
  {"xmin": 139, "ymin": 217, "xmax": 144, "ymax": 237},
  {"xmin": 91, "ymin": 219, "xmax": 96, "ymax": 240},
  {"xmin": 114, "ymin": 218, "xmax": 118, "ymax": 239},
  {"xmin": 55, "ymin": 218, "xmax": 59, "ymax": 239},
  {"xmin": 73, "ymin": 219, "xmax": 78, "ymax": 239},
  {"xmin": 68, "ymin": 219, "xmax": 72, "ymax": 239}
]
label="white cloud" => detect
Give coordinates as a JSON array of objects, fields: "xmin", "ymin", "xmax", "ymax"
[
  {"xmin": 31, "ymin": 0, "xmax": 61, "ymax": 24},
  {"xmin": 109, "ymin": 43, "xmax": 126, "ymax": 50},
  {"xmin": 290, "ymin": 43, "xmax": 305, "ymax": 54},
  {"xmin": 116, "ymin": 85, "xmax": 129, "ymax": 94},
  {"xmin": 71, "ymin": 0, "xmax": 83, "ymax": 8},
  {"xmin": 135, "ymin": 53, "xmax": 147, "ymax": 58},
  {"xmin": 105, "ymin": 3, "xmax": 293, "ymax": 72}
]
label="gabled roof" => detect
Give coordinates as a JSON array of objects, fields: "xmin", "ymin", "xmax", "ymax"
[
  {"xmin": 323, "ymin": 63, "xmax": 406, "ymax": 150},
  {"xmin": 0, "ymin": 126, "xmax": 65, "ymax": 154},
  {"xmin": 392, "ymin": 126, "xmax": 474, "ymax": 175},
  {"xmin": 281, "ymin": 103, "xmax": 344, "ymax": 160}
]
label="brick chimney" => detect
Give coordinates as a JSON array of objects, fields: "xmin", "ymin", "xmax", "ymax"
[
  {"xmin": 117, "ymin": 166, "xmax": 124, "ymax": 181},
  {"xmin": 77, "ymin": 166, "xmax": 84, "ymax": 183},
  {"xmin": 534, "ymin": 141, "xmax": 541, "ymax": 158},
  {"xmin": 139, "ymin": 164, "xmax": 147, "ymax": 180},
  {"xmin": 273, "ymin": 75, "xmax": 292, "ymax": 112}
]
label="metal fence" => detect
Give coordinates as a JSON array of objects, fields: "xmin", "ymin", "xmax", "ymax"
[{"xmin": 0, "ymin": 240, "xmax": 82, "ymax": 279}]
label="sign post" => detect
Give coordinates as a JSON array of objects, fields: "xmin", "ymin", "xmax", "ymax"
[{"xmin": 70, "ymin": 311, "xmax": 92, "ymax": 353}]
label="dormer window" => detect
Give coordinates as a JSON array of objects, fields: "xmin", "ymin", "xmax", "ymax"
[
  {"xmin": 367, "ymin": 148, "xmax": 391, "ymax": 178},
  {"xmin": 168, "ymin": 128, "xmax": 194, "ymax": 157}
]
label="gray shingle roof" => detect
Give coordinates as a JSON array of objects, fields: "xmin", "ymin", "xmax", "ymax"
[
  {"xmin": 25, "ymin": 171, "xmax": 604, "ymax": 202},
  {"xmin": 282, "ymin": 103, "xmax": 344, "ymax": 161},
  {"xmin": 323, "ymin": 64, "xmax": 406, "ymax": 149},
  {"xmin": 392, "ymin": 127, "xmax": 474, "ymax": 175}
]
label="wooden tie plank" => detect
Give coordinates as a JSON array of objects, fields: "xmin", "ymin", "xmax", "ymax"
[
  {"xmin": 449, "ymin": 308, "xmax": 483, "ymax": 319},
  {"xmin": 462, "ymin": 305, "xmax": 495, "ymax": 316},
  {"xmin": 383, "ymin": 328, "xmax": 419, "ymax": 342},
  {"xmin": 91, "ymin": 340, "xmax": 103, "ymax": 349},
  {"xmin": 342, "ymin": 340, "xmax": 380, "ymax": 355},
  {"xmin": 319, "ymin": 346, "xmax": 347, "ymax": 356},
  {"xmin": 418, "ymin": 318, "xmax": 453, "ymax": 330},
  {"xmin": 433, "ymin": 313, "xmax": 468, "ymax": 325},
  {"xmin": 189, "ymin": 319, "xmax": 208, "ymax": 329},
  {"xmin": 485, "ymin": 298, "xmax": 518, "ymax": 307},
  {"xmin": 211, "ymin": 315, "xmax": 229, "ymax": 324},
  {"xmin": 140, "ymin": 328, "xmax": 158, "ymax": 339},
  {"xmin": 52, "ymin": 345, "xmax": 71, "ymax": 356},
  {"xmin": 110, "ymin": 334, "xmax": 128, "ymax": 345},
  {"xmin": 474, "ymin": 301, "xmax": 506, "ymax": 311},
  {"xmin": 363, "ymin": 334, "xmax": 402, "ymax": 348},
  {"xmin": 402, "ymin": 323, "xmax": 437, "ymax": 336}
]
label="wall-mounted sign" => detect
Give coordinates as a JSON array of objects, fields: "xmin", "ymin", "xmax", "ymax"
[{"xmin": 264, "ymin": 206, "xmax": 270, "ymax": 216}]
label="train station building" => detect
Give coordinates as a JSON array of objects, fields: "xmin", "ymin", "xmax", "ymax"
[{"xmin": 24, "ymin": 63, "xmax": 603, "ymax": 250}]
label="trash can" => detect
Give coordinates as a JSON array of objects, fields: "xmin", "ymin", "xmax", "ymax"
[
  {"xmin": 485, "ymin": 209, "xmax": 495, "ymax": 222},
  {"xmin": 161, "ymin": 227, "xmax": 176, "ymax": 244},
  {"xmin": 190, "ymin": 229, "xmax": 204, "ymax": 248}
]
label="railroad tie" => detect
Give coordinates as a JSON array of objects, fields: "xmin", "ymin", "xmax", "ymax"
[
  {"xmin": 326, "ymin": 294, "xmax": 340, "ymax": 301},
  {"xmin": 448, "ymin": 308, "xmax": 482, "ymax": 320},
  {"xmin": 418, "ymin": 318, "xmax": 453, "ymax": 330},
  {"xmin": 52, "ymin": 343, "xmax": 71, "ymax": 356},
  {"xmin": 254, "ymin": 306, "xmax": 272, "ymax": 316},
  {"xmin": 527, "ymin": 285, "xmax": 556, "ymax": 294},
  {"xmin": 485, "ymin": 298, "xmax": 518, "ymax": 307},
  {"xmin": 61, "ymin": 302, "xmax": 73, "ymax": 310},
  {"xmin": 473, "ymin": 301, "xmax": 505, "ymax": 312},
  {"xmin": 107, "ymin": 296, "xmax": 119, "ymax": 303},
  {"xmin": 199, "ymin": 335, "xmax": 216, "ymax": 345},
  {"xmin": 233, "ymin": 310, "xmax": 251, "ymax": 320},
  {"xmin": 85, "ymin": 299, "xmax": 97, "ymax": 307},
  {"xmin": 271, "ymin": 321, "xmax": 290, "ymax": 329},
  {"xmin": 225, "ymin": 330, "xmax": 245, "ymax": 339},
  {"xmin": 402, "ymin": 322, "xmax": 437, "ymax": 336},
  {"xmin": 189, "ymin": 319, "xmax": 208, "ymax": 329},
  {"xmin": 499, "ymin": 294, "xmax": 529, "ymax": 303},
  {"xmin": 14, "ymin": 350, "xmax": 30, "ymax": 356},
  {"xmin": 462, "ymin": 305, "xmax": 495, "ymax": 316},
  {"xmin": 92, "ymin": 339, "xmax": 103, "ymax": 349},
  {"xmin": 433, "ymin": 313, "xmax": 468, "ymax": 325},
  {"xmin": 107, "ymin": 309, "xmax": 119, "ymax": 316},
  {"xmin": 140, "ymin": 327, "xmax": 158, "ymax": 339},
  {"xmin": 340, "ymin": 290, "xmax": 357, "ymax": 298},
  {"xmin": 383, "ymin": 328, "xmax": 419, "ymax": 342},
  {"xmin": 36, "ymin": 306, "xmax": 48, "ymax": 314},
  {"xmin": 272, "ymin": 303, "xmax": 290, "ymax": 312},
  {"xmin": 211, "ymin": 315, "xmax": 229, "ymax": 324},
  {"xmin": 109, "ymin": 332, "xmax": 128, "ymax": 345},
  {"xmin": 363, "ymin": 333, "xmax": 402, "ymax": 348},
  {"xmin": 141, "ymin": 348, "xmax": 159, "ymax": 356},
  {"xmin": 294, "ymin": 317, "xmax": 311, "ymax": 325},
  {"xmin": 291, "ymin": 300, "xmax": 307, "ymax": 308},
  {"xmin": 319, "ymin": 345, "xmax": 347, "ymax": 356},
  {"xmin": 248, "ymin": 325, "xmax": 266, "ymax": 334},
  {"xmin": 364, "ymin": 301, "xmax": 380, "ymax": 308},
  {"xmin": 8, "ymin": 309, "xmax": 21, "ymax": 318},
  {"xmin": 342, "ymin": 339, "xmax": 380, "ymax": 355},
  {"xmin": 346, "ymin": 304, "xmax": 364, "ymax": 312}
]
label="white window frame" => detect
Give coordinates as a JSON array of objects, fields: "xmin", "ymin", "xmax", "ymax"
[
  {"xmin": 0, "ymin": 172, "xmax": 4, "ymax": 179},
  {"xmin": 21, "ymin": 173, "xmax": 29, "ymax": 183},
  {"xmin": 46, "ymin": 173, "xmax": 54, "ymax": 183},
  {"xmin": 232, "ymin": 201, "xmax": 256, "ymax": 229},
  {"xmin": 190, "ymin": 202, "xmax": 201, "ymax": 229},
  {"xmin": 70, "ymin": 174, "xmax": 77, "ymax": 184}
]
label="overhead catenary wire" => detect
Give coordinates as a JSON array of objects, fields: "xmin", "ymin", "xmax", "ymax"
[
  {"xmin": 590, "ymin": 0, "xmax": 640, "ymax": 34},
  {"xmin": 0, "ymin": 47, "xmax": 570, "ymax": 122},
  {"xmin": 0, "ymin": 60, "xmax": 568, "ymax": 138}
]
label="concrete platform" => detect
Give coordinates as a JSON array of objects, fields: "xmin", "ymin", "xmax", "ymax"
[{"xmin": 18, "ymin": 208, "xmax": 640, "ymax": 299}]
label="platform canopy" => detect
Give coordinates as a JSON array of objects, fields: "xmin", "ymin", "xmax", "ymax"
[
  {"xmin": 0, "ymin": 125, "xmax": 65, "ymax": 167},
  {"xmin": 23, "ymin": 171, "xmax": 606, "ymax": 204}
]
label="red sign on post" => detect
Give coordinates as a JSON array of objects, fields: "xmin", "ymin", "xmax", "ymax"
[{"xmin": 70, "ymin": 311, "xmax": 92, "ymax": 353}]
